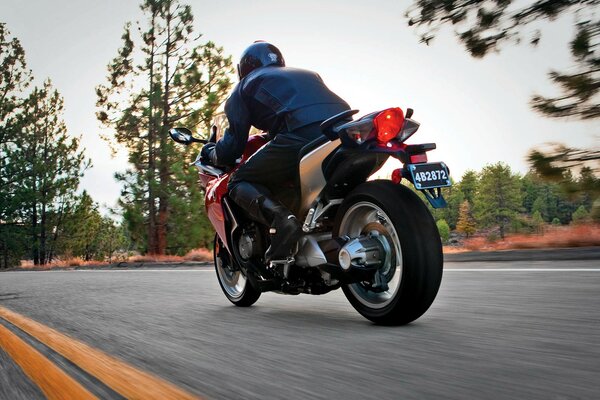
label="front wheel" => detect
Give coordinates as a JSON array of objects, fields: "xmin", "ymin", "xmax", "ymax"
[
  {"xmin": 334, "ymin": 180, "xmax": 443, "ymax": 325},
  {"xmin": 214, "ymin": 235, "xmax": 261, "ymax": 307}
]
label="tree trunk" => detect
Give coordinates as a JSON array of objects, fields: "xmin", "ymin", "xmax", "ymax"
[
  {"xmin": 146, "ymin": 11, "xmax": 158, "ymax": 255},
  {"xmin": 40, "ymin": 200, "xmax": 47, "ymax": 264},
  {"xmin": 157, "ymin": 10, "xmax": 172, "ymax": 255},
  {"xmin": 32, "ymin": 202, "xmax": 39, "ymax": 265}
]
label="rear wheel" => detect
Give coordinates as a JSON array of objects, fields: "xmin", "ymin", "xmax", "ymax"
[
  {"xmin": 214, "ymin": 234, "xmax": 261, "ymax": 307},
  {"xmin": 334, "ymin": 180, "xmax": 443, "ymax": 325}
]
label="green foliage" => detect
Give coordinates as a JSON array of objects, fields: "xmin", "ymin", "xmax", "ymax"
[
  {"xmin": 58, "ymin": 192, "xmax": 129, "ymax": 261},
  {"xmin": 0, "ymin": 23, "xmax": 32, "ymax": 268},
  {"xmin": 96, "ymin": 0, "xmax": 233, "ymax": 255},
  {"xmin": 475, "ymin": 162, "xmax": 522, "ymax": 239},
  {"xmin": 431, "ymin": 181, "xmax": 463, "ymax": 229},
  {"xmin": 552, "ymin": 217, "xmax": 561, "ymax": 226},
  {"xmin": 528, "ymin": 145, "xmax": 599, "ymax": 185},
  {"xmin": 457, "ymin": 170, "xmax": 478, "ymax": 204},
  {"xmin": 531, "ymin": 19, "xmax": 600, "ymax": 120},
  {"xmin": 532, "ymin": 210, "xmax": 544, "ymax": 234},
  {"xmin": 5, "ymin": 80, "xmax": 89, "ymax": 265},
  {"xmin": 572, "ymin": 205, "xmax": 590, "ymax": 224},
  {"xmin": 406, "ymin": 1, "xmax": 599, "ymax": 122},
  {"xmin": 456, "ymin": 200, "xmax": 476, "ymax": 237},
  {"xmin": 436, "ymin": 219, "xmax": 450, "ymax": 243}
]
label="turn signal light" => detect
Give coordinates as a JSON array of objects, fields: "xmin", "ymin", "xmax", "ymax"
[{"xmin": 374, "ymin": 107, "xmax": 404, "ymax": 143}]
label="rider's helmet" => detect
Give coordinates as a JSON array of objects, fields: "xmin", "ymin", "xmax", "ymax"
[{"xmin": 237, "ymin": 41, "xmax": 285, "ymax": 80}]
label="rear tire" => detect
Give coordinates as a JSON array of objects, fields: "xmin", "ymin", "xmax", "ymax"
[
  {"xmin": 334, "ymin": 180, "xmax": 443, "ymax": 325},
  {"xmin": 214, "ymin": 235, "xmax": 261, "ymax": 307}
]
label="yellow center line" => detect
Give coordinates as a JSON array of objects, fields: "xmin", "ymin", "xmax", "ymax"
[
  {"xmin": 0, "ymin": 323, "xmax": 97, "ymax": 400},
  {"xmin": 0, "ymin": 306, "xmax": 202, "ymax": 400}
]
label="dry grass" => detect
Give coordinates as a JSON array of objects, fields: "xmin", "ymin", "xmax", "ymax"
[
  {"xmin": 127, "ymin": 248, "xmax": 212, "ymax": 263},
  {"xmin": 19, "ymin": 257, "xmax": 109, "ymax": 270},
  {"xmin": 446, "ymin": 224, "xmax": 600, "ymax": 253},
  {"xmin": 183, "ymin": 248, "xmax": 212, "ymax": 262},
  {"xmin": 127, "ymin": 254, "xmax": 186, "ymax": 263}
]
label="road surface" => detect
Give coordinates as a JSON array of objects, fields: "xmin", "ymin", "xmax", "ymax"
[{"xmin": 1, "ymin": 259, "xmax": 599, "ymax": 399}]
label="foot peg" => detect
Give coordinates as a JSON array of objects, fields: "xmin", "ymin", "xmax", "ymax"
[
  {"xmin": 268, "ymin": 256, "xmax": 295, "ymax": 269},
  {"xmin": 269, "ymin": 257, "xmax": 295, "ymax": 280}
]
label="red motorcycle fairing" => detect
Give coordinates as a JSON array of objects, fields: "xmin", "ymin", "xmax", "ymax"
[{"xmin": 202, "ymin": 134, "xmax": 270, "ymax": 251}]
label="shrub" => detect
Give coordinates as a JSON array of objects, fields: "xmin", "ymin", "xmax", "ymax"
[
  {"xmin": 572, "ymin": 206, "xmax": 589, "ymax": 224},
  {"xmin": 436, "ymin": 219, "xmax": 450, "ymax": 243}
]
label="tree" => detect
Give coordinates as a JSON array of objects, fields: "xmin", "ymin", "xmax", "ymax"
[
  {"xmin": 531, "ymin": 17, "xmax": 600, "ymax": 120},
  {"xmin": 475, "ymin": 162, "xmax": 522, "ymax": 238},
  {"xmin": 8, "ymin": 81, "xmax": 89, "ymax": 265},
  {"xmin": 532, "ymin": 210, "xmax": 544, "ymax": 234},
  {"xmin": 528, "ymin": 145, "xmax": 599, "ymax": 184},
  {"xmin": 571, "ymin": 205, "xmax": 589, "ymax": 224},
  {"xmin": 59, "ymin": 193, "xmax": 130, "ymax": 262},
  {"xmin": 96, "ymin": 0, "xmax": 233, "ymax": 255},
  {"xmin": 58, "ymin": 192, "xmax": 103, "ymax": 261},
  {"xmin": 431, "ymin": 181, "xmax": 464, "ymax": 229},
  {"xmin": 406, "ymin": 1, "xmax": 599, "ymax": 121},
  {"xmin": 436, "ymin": 219, "xmax": 450, "ymax": 243},
  {"xmin": 0, "ymin": 23, "xmax": 32, "ymax": 268},
  {"xmin": 457, "ymin": 170, "xmax": 478, "ymax": 204},
  {"xmin": 456, "ymin": 200, "xmax": 477, "ymax": 237}
]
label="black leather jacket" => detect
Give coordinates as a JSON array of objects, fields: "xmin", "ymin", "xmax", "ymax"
[{"xmin": 211, "ymin": 66, "xmax": 350, "ymax": 167}]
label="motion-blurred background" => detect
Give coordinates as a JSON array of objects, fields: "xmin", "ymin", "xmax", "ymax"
[{"xmin": 1, "ymin": 0, "xmax": 598, "ymax": 269}]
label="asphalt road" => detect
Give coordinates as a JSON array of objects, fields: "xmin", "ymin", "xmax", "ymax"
[{"xmin": 1, "ymin": 260, "xmax": 599, "ymax": 399}]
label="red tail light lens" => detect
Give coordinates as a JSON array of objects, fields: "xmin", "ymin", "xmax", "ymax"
[
  {"xmin": 391, "ymin": 168, "xmax": 402, "ymax": 184},
  {"xmin": 374, "ymin": 107, "xmax": 404, "ymax": 143}
]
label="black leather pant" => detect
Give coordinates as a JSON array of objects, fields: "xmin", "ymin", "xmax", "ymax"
[{"xmin": 228, "ymin": 124, "xmax": 322, "ymax": 223}]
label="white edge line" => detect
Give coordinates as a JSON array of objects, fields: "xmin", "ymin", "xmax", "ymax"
[
  {"xmin": 3, "ymin": 268, "xmax": 600, "ymax": 274},
  {"xmin": 1, "ymin": 269, "xmax": 214, "ymax": 273},
  {"xmin": 445, "ymin": 268, "xmax": 600, "ymax": 272}
]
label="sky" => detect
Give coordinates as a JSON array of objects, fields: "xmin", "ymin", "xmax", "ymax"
[{"xmin": 2, "ymin": 0, "xmax": 598, "ymax": 209}]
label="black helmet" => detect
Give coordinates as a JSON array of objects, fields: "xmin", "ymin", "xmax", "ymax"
[{"xmin": 237, "ymin": 41, "xmax": 285, "ymax": 80}]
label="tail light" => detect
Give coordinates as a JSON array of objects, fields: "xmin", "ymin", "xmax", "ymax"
[
  {"xmin": 335, "ymin": 107, "xmax": 419, "ymax": 146},
  {"xmin": 374, "ymin": 108, "xmax": 404, "ymax": 143}
]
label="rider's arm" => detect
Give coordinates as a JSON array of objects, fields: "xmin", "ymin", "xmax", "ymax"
[{"xmin": 211, "ymin": 84, "xmax": 251, "ymax": 167}]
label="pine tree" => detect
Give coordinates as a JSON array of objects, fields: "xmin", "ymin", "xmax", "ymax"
[
  {"xmin": 532, "ymin": 210, "xmax": 544, "ymax": 234},
  {"xmin": 475, "ymin": 163, "xmax": 522, "ymax": 239},
  {"xmin": 9, "ymin": 81, "xmax": 89, "ymax": 265},
  {"xmin": 572, "ymin": 205, "xmax": 589, "ymax": 224},
  {"xmin": 456, "ymin": 200, "xmax": 476, "ymax": 237},
  {"xmin": 457, "ymin": 170, "xmax": 478, "ymax": 204},
  {"xmin": 59, "ymin": 192, "xmax": 103, "ymax": 261},
  {"xmin": 0, "ymin": 23, "xmax": 32, "ymax": 268},
  {"xmin": 406, "ymin": 1, "xmax": 599, "ymax": 122},
  {"xmin": 96, "ymin": 0, "xmax": 233, "ymax": 255},
  {"xmin": 531, "ymin": 19, "xmax": 600, "ymax": 120}
]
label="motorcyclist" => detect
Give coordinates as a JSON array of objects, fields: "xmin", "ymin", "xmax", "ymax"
[{"xmin": 201, "ymin": 41, "xmax": 350, "ymax": 263}]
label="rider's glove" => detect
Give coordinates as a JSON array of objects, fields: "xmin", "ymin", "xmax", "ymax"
[{"xmin": 201, "ymin": 143, "xmax": 216, "ymax": 164}]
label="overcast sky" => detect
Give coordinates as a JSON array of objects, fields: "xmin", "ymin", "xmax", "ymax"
[{"xmin": 3, "ymin": 0, "xmax": 598, "ymax": 208}]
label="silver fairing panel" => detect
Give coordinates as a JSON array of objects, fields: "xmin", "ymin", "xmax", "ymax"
[{"xmin": 298, "ymin": 139, "xmax": 341, "ymax": 216}]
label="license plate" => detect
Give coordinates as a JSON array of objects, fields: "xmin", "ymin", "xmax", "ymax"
[{"xmin": 408, "ymin": 162, "xmax": 451, "ymax": 190}]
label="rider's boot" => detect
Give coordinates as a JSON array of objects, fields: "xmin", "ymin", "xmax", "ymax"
[{"xmin": 229, "ymin": 182, "xmax": 301, "ymax": 263}]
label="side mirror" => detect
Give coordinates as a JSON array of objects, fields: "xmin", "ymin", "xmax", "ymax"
[
  {"xmin": 405, "ymin": 108, "xmax": 414, "ymax": 119},
  {"xmin": 169, "ymin": 127, "xmax": 204, "ymax": 145}
]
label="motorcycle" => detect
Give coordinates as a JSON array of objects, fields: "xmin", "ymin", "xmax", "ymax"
[{"xmin": 169, "ymin": 107, "xmax": 450, "ymax": 325}]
